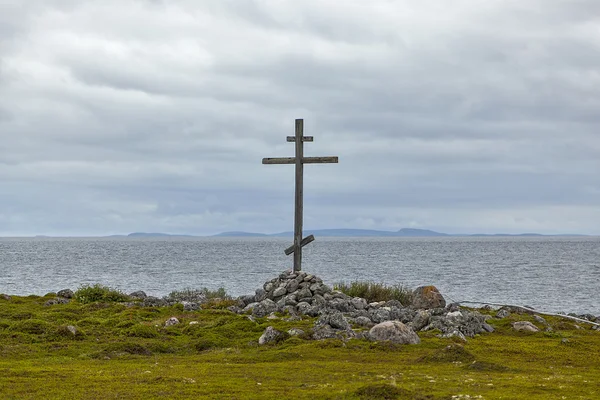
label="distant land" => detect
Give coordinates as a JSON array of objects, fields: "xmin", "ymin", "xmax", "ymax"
[
  {"xmin": 211, "ymin": 228, "xmax": 588, "ymax": 238},
  {"xmin": 12, "ymin": 229, "xmax": 590, "ymax": 238}
]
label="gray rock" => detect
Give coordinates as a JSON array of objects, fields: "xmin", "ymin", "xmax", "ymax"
[
  {"xmin": 259, "ymin": 326, "xmax": 283, "ymax": 345},
  {"xmin": 1, "ymin": 294, "xmax": 11, "ymax": 301},
  {"xmin": 312, "ymin": 294, "xmax": 327, "ymax": 307},
  {"xmin": 354, "ymin": 316, "xmax": 374, "ymax": 327},
  {"xmin": 369, "ymin": 308, "xmax": 391, "ymax": 324},
  {"xmin": 296, "ymin": 287, "xmax": 312, "ymax": 300},
  {"xmin": 288, "ymin": 328, "xmax": 305, "ymax": 336},
  {"xmin": 143, "ymin": 296, "xmax": 168, "ymax": 307},
  {"xmin": 165, "ymin": 317, "xmax": 180, "ymax": 327},
  {"xmin": 533, "ymin": 315, "xmax": 548, "ymax": 325},
  {"xmin": 440, "ymin": 329, "xmax": 467, "ymax": 342},
  {"xmin": 182, "ymin": 301, "xmax": 200, "ymax": 311},
  {"xmin": 66, "ymin": 325, "xmax": 78, "ymax": 335},
  {"xmin": 57, "ymin": 289, "xmax": 74, "ymax": 299},
  {"xmin": 412, "ymin": 286, "xmax": 446, "ymax": 309},
  {"xmin": 243, "ymin": 302, "xmax": 259, "ymax": 313},
  {"xmin": 238, "ymin": 294, "xmax": 256, "ymax": 306},
  {"xmin": 284, "ymin": 294, "xmax": 298, "ymax": 306},
  {"xmin": 351, "ymin": 297, "xmax": 368, "ymax": 310},
  {"xmin": 410, "ymin": 309, "xmax": 431, "ymax": 331},
  {"xmin": 312, "ymin": 283, "xmax": 332, "ymax": 296},
  {"xmin": 255, "ymin": 288, "xmax": 267, "ymax": 303},
  {"xmin": 264, "ymin": 282, "xmax": 275, "ymax": 292},
  {"xmin": 252, "ymin": 299, "xmax": 278, "ymax": 318},
  {"xmin": 312, "ymin": 324, "xmax": 337, "ymax": 340},
  {"xmin": 128, "ymin": 290, "xmax": 147, "ymax": 300},
  {"xmin": 304, "ymin": 274, "xmax": 314, "ymax": 282},
  {"xmin": 384, "ymin": 300, "xmax": 404, "ymax": 309},
  {"xmin": 513, "ymin": 321, "xmax": 540, "ymax": 332},
  {"xmin": 286, "ymin": 280, "xmax": 300, "ymax": 293},
  {"xmin": 296, "ymin": 301, "xmax": 312, "ymax": 315},
  {"xmin": 329, "ymin": 298, "xmax": 352, "ymax": 313},
  {"xmin": 368, "ymin": 321, "xmax": 420, "ymax": 345},
  {"xmin": 328, "ymin": 311, "xmax": 351, "ymax": 330},
  {"xmin": 44, "ymin": 298, "xmax": 70, "ymax": 306},
  {"xmin": 482, "ymin": 323, "xmax": 495, "ymax": 333},
  {"xmin": 496, "ymin": 308, "xmax": 511, "ymax": 318},
  {"xmin": 273, "ymin": 286, "xmax": 287, "ymax": 298}
]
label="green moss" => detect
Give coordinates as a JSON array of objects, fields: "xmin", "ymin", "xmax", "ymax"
[
  {"xmin": 9, "ymin": 319, "xmax": 53, "ymax": 335},
  {"xmin": 126, "ymin": 324, "xmax": 159, "ymax": 338},
  {"xmin": 0, "ymin": 294, "xmax": 599, "ymax": 399}
]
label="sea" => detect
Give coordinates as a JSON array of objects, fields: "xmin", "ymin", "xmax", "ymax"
[{"xmin": 1, "ymin": 236, "xmax": 599, "ymax": 315}]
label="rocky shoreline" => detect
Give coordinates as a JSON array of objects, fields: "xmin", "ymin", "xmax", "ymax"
[{"xmin": 3, "ymin": 270, "xmax": 598, "ymax": 345}]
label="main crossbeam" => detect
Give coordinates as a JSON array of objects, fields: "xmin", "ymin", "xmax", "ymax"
[{"xmin": 262, "ymin": 156, "xmax": 339, "ymax": 164}]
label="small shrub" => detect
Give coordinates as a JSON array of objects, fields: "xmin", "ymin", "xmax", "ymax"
[
  {"xmin": 74, "ymin": 284, "xmax": 130, "ymax": 304},
  {"xmin": 333, "ymin": 281, "xmax": 413, "ymax": 305},
  {"xmin": 165, "ymin": 287, "xmax": 231, "ymax": 303},
  {"xmin": 9, "ymin": 319, "xmax": 53, "ymax": 335},
  {"xmin": 126, "ymin": 324, "xmax": 159, "ymax": 338}
]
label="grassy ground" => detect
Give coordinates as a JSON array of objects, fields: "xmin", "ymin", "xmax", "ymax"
[{"xmin": 0, "ymin": 293, "xmax": 598, "ymax": 399}]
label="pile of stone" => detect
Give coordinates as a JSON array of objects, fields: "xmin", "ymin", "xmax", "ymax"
[{"xmin": 232, "ymin": 270, "xmax": 495, "ymax": 343}]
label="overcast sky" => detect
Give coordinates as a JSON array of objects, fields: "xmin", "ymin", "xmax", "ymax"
[{"xmin": 1, "ymin": 0, "xmax": 599, "ymax": 236}]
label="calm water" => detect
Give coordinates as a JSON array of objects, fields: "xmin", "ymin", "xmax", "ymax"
[{"xmin": 1, "ymin": 237, "xmax": 599, "ymax": 314}]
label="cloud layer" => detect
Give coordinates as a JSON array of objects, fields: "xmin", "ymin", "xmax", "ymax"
[{"xmin": 1, "ymin": 0, "xmax": 599, "ymax": 235}]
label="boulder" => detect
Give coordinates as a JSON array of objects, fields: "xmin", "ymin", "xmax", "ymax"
[
  {"xmin": 512, "ymin": 321, "xmax": 540, "ymax": 332},
  {"xmin": 57, "ymin": 289, "xmax": 74, "ymax": 299},
  {"xmin": 410, "ymin": 309, "xmax": 431, "ymax": 331},
  {"xmin": 252, "ymin": 299, "xmax": 278, "ymax": 318},
  {"xmin": 181, "ymin": 301, "xmax": 200, "ymax": 311},
  {"xmin": 128, "ymin": 290, "xmax": 147, "ymax": 300},
  {"xmin": 412, "ymin": 286, "xmax": 446, "ymax": 309},
  {"xmin": 259, "ymin": 326, "xmax": 283, "ymax": 345},
  {"xmin": 143, "ymin": 296, "xmax": 168, "ymax": 307},
  {"xmin": 1, "ymin": 294, "xmax": 11, "ymax": 301},
  {"xmin": 287, "ymin": 328, "xmax": 305, "ymax": 336},
  {"xmin": 496, "ymin": 308, "xmax": 511, "ymax": 318},
  {"xmin": 165, "ymin": 317, "xmax": 180, "ymax": 327},
  {"xmin": 368, "ymin": 321, "xmax": 420, "ymax": 345},
  {"xmin": 66, "ymin": 325, "xmax": 78, "ymax": 336}
]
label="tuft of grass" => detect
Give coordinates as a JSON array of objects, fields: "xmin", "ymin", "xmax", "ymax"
[
  {"xmin": 334, "ymin": 281, "xmax": 413, "ymax": 305},
  {"xmin": 74, "ymin": 284, "xmax": 130, "ymax": 304},
  {"xmin": 165, "ymin": 287, "xmax": 231, "ymax": 303}
]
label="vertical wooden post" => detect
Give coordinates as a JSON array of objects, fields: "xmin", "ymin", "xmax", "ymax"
[{"xmin": 293, "ymin": 119, "xmax": 304, "ymax": 273}]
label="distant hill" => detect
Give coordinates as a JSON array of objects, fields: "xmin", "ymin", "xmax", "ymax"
[
  {"xmin": 215, "ymin": 228, "xmax": 449, "ymax": 237},
  {"xmin": 213, "ymin": 228, "xmax": 588, "ymax": 238},
  {"xmin": 212, "ymin": 231, "xmax": 268, "ymax": 237},
  {"xmin": 127, "ymin": 232, "xmax": 194, "ymax": 238}
]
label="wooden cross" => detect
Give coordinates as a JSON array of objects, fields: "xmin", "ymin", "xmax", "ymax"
[{"xmin": 262, "ymin": 119, "xmax": 338, "ymax": 272}]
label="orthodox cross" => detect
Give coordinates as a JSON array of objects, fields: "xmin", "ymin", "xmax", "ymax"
[{"xmin": 262, "ymin": 119, "xmax": 338, "ymax": 272}]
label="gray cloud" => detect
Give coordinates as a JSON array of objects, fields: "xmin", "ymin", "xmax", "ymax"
[{"xmin": 1, "ymin": 0, "xmax": 599, "ymax": 236}]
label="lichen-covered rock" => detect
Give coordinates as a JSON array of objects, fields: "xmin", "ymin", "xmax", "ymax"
[
  {"xmin": 181, "ymin": 301, "xmax": 200, "ymax": 311},
  {"xmin": 513, "ymin": 321, "xmax": 540, "ymax": 332},
  {"xmin": 143, "ymin": 296, "xmax": 167, "ymax": 307},
  {"xmin": 496, "ymin": 308, "xmax": 511, "ymax": 318},
  {"xmin": 369, "ymin": 308, "xmax": 391, "ymax": 324},
  {"xmin": 165, "ymin": 317, "xmax": 180, "ymax": 327},
  {"xmin": 1, "ymin": 294, "xmax": 11, "ymax": 301},
  {"xmin": 412, "ymin": 286, "xmax": 446, "ymax": 309},
  {"xmin": 288, "ymin": 328, "xmax": 305, "ymax": 336},
  {"xmin": 259, "ymin": 326, "xmax": 283, "ymax": 345},
  {"xmin": 66, "ymin": 325, "xmax": 78, "ymax": 335},
  {"xmin": 255, "ymin": 288, "xmax": 267, "ymax": 303},
  {"xmin": 252, "ymin": 299, "xmax": 277, "ymax": 318},
  {"xmin": 238, "ymin": 294, "xmax": 256, "ymax": 307},
  {"xmin": 57, "ymin": 289, "xmax": 74, "ymax": 299},
  {"xmin": 410, "ymin": 309, "xmax": 431, "ymax": 331},
  {"xmin": 368, "ymin": 321, "xmax": 420, "ymax": 345}
]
